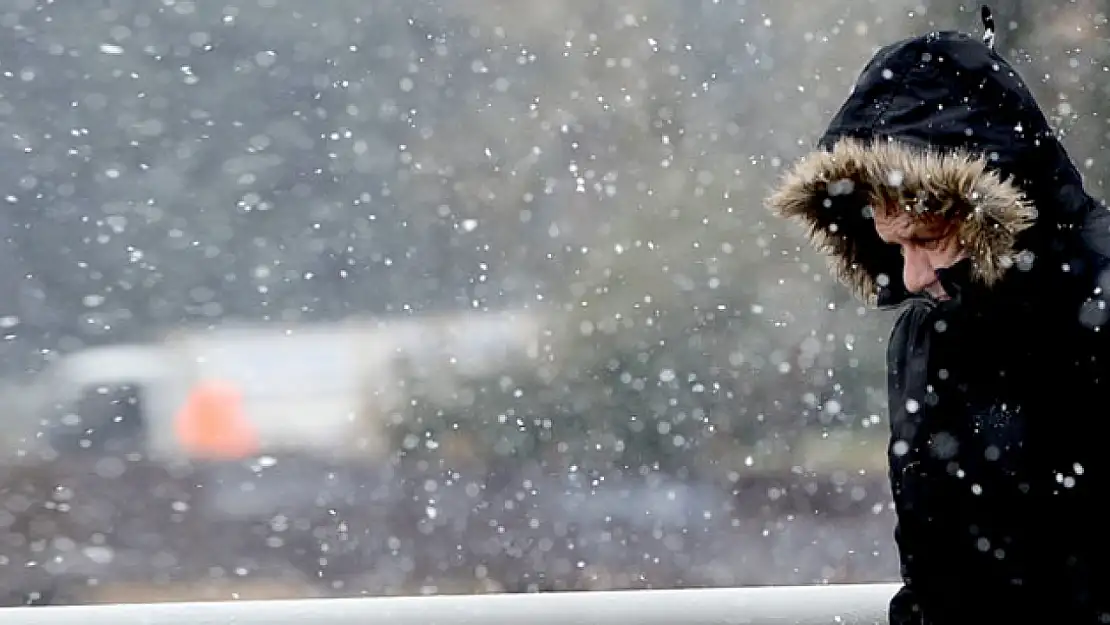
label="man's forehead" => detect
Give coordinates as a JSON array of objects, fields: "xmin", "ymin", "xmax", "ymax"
[{"xmin": 874, "ymin": 206, "xmax": 951, "ymax": 236}]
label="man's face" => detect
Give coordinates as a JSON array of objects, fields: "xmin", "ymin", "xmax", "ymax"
[{"xmin": 873, "ymin": 205, "xmax": 964, "ymax": 300}]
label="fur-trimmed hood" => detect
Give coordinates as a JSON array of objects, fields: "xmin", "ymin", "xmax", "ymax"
[
  {"xmin": 767, "ymin": 137, "xmax": 1035, "ymax": 305},
  {"xmin": 766, "ymin": 30, "xmax": 1093, "ymax": 307}
]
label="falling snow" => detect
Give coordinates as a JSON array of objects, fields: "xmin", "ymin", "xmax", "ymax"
[{"xmin": 0, "ymin": 0, "xmax": 1102, "ymax": 610}]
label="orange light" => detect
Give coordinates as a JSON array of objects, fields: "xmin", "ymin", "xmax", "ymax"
[{"xmin": 173, "ymin": 380, "xmax": 259, "ymax": 460}]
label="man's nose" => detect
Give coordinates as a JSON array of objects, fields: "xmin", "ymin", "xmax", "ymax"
[{"xmin": 902, "ymin": 248, "xmax": 936, "ymax": 293}]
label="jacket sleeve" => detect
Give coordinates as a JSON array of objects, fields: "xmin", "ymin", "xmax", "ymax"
[
  {"xmin": 887, "ymin": 456, "xmax": 926, "ymax": 625},
  {"xmin": 884, "ymin": 302, "xmax": 935, "ymax": 625}
]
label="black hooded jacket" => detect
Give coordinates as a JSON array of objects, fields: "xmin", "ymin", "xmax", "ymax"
[{"xmin": 769, "ymin": 30, "xmax": 1110, "ymax": 624}]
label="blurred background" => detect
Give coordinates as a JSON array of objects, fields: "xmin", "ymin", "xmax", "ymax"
[{"xmin": 0, "ymin": 0, "xmax": 1104, "ymax": 606}]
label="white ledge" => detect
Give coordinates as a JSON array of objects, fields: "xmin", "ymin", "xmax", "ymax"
[{"xmin": 0, "ymin": 583, "xmax": 897, "ymax": 624}]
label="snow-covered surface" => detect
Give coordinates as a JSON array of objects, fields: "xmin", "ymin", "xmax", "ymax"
[{"xmin": 0, "ymin": 584, "xmax": 896, "ymax": 624}]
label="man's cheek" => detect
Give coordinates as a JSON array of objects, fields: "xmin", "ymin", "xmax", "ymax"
[{"xmin": 933, "ymin": 246, "xmax": 965, "ymax": 269}]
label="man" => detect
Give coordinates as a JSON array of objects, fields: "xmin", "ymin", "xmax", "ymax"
[{"xmin": 767, "ymin": 8, "xmax": 1110, "ymax": 624}]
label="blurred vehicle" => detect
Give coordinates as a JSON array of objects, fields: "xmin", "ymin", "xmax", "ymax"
[{"xmin": 1, "ymin": 309, "xmax": 545, "ymax": 466}]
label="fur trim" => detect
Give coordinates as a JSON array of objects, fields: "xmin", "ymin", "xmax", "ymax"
[{"xmin": 766, "ymin": 137, "xmax": 1037, "ymax": 305}]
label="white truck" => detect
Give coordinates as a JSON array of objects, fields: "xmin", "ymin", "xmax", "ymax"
[{"xmin": 0, "ymin": 309, "xmax": 547, "ymax": 465}]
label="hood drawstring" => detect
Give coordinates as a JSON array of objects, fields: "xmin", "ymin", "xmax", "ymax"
[{"xmin": 981, "ymin": 5, "xmax": 996, "ymax": 50}]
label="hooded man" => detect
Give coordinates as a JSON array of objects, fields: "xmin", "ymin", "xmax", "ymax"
[{"xmin": 767, "ymin": 8, "xmax": 1110, "ymax": 624}]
